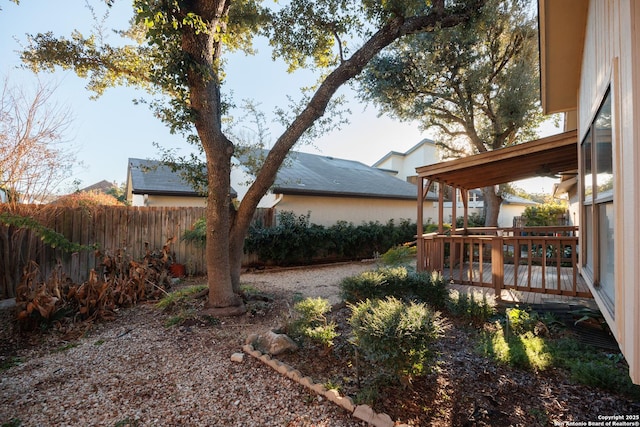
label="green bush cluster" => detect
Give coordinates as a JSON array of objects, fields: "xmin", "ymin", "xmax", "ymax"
[
  {"xmin": 455, "ymin": 212, "xmax": 486, "ymax": 228},
  {"xmin": 288, "ymin": 297, "xmax": 339, "ymax": 353},
  {"xmin": 244, "ymin": 212, "xmax": 417, "ymax": 265},
  {"xmin": 551, "ymin": 338, "xmax": 640, "ymax": 399},
  {"xmin": 349, "ymin": 296, "xmax": 443, "ymax": 383},
  {"xmin": 522, "ymin": 202, "xmax": 567, "ymax": 226},
  {"xmin": 380, "ymin": 243, "xmax": 416, "ymax": 266},
  {"xmin": 340, "ymin": 266, "xmax": 448, "ymax": 309},
  {"xmin": 446, "ymin": 290, "xmax": 497, "ymax": 324}
]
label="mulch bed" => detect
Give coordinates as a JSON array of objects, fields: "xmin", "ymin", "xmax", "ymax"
[{"xmin": 277, "ymin": 304, "xmax": 640, "ymax": 427}]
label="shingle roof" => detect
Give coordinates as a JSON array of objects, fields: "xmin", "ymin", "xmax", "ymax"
[
  {"xmin": 268, "ymin": 151, "xmax": 429, "ymax": 200},
  {"xmin": 502, "ymin": 194, "xmax": 539, "ymax": 205},
  {"xmin": 80, "ymin": 180, "xmax": 116, "ymax": 193},
  {"xmin": 129, "ymin": 151, "xmax": 437, "ymax": 201},
  {"xmin": 128, "ymin": 158, "xmax": 238, "ymax": 198}
]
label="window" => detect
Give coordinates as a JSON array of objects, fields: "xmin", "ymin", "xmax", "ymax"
[{"xmin": 581, "ymin": 89, "xmax": 614, "ymax": 311}]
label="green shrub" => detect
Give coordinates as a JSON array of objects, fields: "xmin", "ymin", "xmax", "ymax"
[
  {"xmin": 505, "ymin": 307, "xmax": 539, "ymax": 335},
  {"xmin": 447, "ymin": 290, "xmax": 497, "ymax": 324},
  {"xmin": 349, "ymin": 297, "xmax": 443, "ymax": 383},
  {"xmin": 550, "ymin": 338, "xmax": 640, "ymax": 399},
  {"xmin": 241, "ymin": 212, "xmax": 417, "ymax": 266},
  {"xmin": 340, "ymin": 267, "xmax": 448, "ymax": 308},
  {"xmin": 288, "ymin": 297, "xmax": 338, "ymax": 353},
  {"xmin": 522, "ymin": 202, "xmax": 567, "ymax": 226},
  {"xmin": 244, "ymin": 211, "xmax": 326, "ymax": 265},
  {"xmin": 182, "ymin": 217, "xmax": 206, "ymax": 246},
  {"xmin": 455, "ymin": 212, "xmax": 486, "ymax": 228},
  {"xmin": 479, "ymin": 324, "xmax": 552, "ymax": 371},
  {"xmin": 380, "ymin": 244, "xmax": 416, "ymax": 266}
]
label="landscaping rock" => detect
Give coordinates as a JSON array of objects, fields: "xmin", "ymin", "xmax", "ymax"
[
  {"xmin": 246, "ymin": 330, "xmax": 298, "ymax": 356},
  {"xmin": 230, "ymin": 352, "xmax": 244, "ymax": 363},
  {"xmin": 353, "ymin": 404, "xmax": 375, "ymax": 424}
]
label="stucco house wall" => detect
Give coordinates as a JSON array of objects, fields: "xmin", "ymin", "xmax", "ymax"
[
  {"xmin": 373, "ymin": 139, "xmax": 439, "ymax": 183},
  {"xmin": 131, "ymin": 194, "xmax": 206, "ymax": 207},
  {"xmin": 273, "ymin": 194, "xmax": 438, "ymax": 227}
]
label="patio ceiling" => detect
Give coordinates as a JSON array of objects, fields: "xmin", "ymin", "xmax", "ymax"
[{"xmin": 415, "ymin": 130, "xmax": 578, "ymax": 190}]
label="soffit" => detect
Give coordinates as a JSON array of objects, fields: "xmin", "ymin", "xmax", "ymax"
[
  {"xmin": 538, "ymin": 0, "xmax": 589, "ymax": 114},
  {"xmin": 415, "ymin": 130, "xmax": 578, "ymax": 189}
]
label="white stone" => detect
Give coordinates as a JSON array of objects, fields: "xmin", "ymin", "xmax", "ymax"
[{"xmin": 230, "ymin": 353, "xmax": 244, "ymax": 363}]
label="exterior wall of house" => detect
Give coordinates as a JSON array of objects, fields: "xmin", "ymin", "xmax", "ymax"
[
  {"xmin": 577, "ymin": 0, "xmax": 640, "ymax": 382},
  {"xmin": 274, "ymin": 194, "xmax": 438, "ymax": 227},
  {"xmin": 438, "ymin": 202, "xmax": 530, "ymax": 228},
  {"xmin": 230, "ymin": 165, "xmax": 282, "ymax": 208},
  {"xmin": 498, "ymin": 204, "xmax": 530, "ymax": 228},
  {"xmin": 129, "ymin": 194, "xmax": 206, "ymax": 207},
  {"xmin": 374, "ymin": 140, "xmax": 439, "ymax": 182}
]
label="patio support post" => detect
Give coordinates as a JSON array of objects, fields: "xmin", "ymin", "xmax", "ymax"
[
  {"xmin": 438, "ymin": 183, "xmax": 445, "ymax": 233},
  {"xmin": 451, "ymin": 187, "xmax": 457, "ymax": 231},
  {"xmin": 417, "ymin": 177, "xmax": 425, "ymax": 271}
]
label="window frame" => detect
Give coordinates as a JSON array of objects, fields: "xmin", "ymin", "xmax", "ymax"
[{"xmin": 580, "ymin": 87, "xmax": 614, "ymax": 311}]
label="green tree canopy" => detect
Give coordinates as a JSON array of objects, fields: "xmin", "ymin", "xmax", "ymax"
[
  {"xmin": 358, "ymin": 0, "xmax": 544, "ymax": 226},
  {"xmin": 19, "ymin": 0, "xmax": 484, "ymax": 314}
]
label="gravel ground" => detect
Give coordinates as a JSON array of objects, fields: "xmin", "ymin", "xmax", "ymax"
[{"xmin": 0, "ymin": 261, "xmax": 376, "ymax": 427}]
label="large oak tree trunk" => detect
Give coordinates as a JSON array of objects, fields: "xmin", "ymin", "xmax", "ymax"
[
  {"xmin": 482, "ymin": 186, "xmax": 503, "ymax": 227},
  {"xmin": 184, "ymin": 0, "xmax": 482, "ymax": 314}
]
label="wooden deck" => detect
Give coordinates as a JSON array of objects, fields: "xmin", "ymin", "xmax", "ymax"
[
  {"xmin": 447, "ymin": 281, "xmax": 598, "ymax": 309},
  {"xmin": 446, "ymin": 261, "xmax": 592, "ymax": 298}
]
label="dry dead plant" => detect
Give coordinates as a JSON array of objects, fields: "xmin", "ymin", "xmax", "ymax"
[{"xmin": 14, "ymin": 241, "xmax": 174, "ymax": 329}]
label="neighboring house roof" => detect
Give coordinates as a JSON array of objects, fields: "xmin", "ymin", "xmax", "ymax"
[
  {"xmin": 128, "ymin": 158, "xmax": 237, "ymax": 198},
  {"xmin": 237, "ymin": 149, "xmax": 438, "ymax": 200},
  {"xmin": 80, "ymin": 180, "xmax": 116, "ymax": 193},
  {"xmin": 502, "ymin": 194, "xmax": 539, "ymax": 205}
]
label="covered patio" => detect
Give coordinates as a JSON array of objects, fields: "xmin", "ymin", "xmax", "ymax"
[{"xmin": 416, "ymin": 130, "xmax": 592, "ymax": 299}]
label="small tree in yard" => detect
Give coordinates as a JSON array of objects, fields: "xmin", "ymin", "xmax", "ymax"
[
  {"xmin": 0, "ymin": 76, "xmax": 75, "ymax": 205},
  {"xmin": 0, "ymin": 77, "xmax": 79, "ymax": 298},
  {"xmin": 19, "ymin": 0, "xmax": 484, "ymax": 315}
]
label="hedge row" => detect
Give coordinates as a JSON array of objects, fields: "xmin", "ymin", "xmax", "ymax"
[{"xmin": 243, "ymin": 211, "xmax": 417, "ymax": 266}]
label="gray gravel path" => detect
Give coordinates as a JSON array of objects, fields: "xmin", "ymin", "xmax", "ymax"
[{"xmin": 0, "ymin": 262, "xmax": 378, "ymax": 427}]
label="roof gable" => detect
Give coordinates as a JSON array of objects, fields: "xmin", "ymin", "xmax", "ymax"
[{"xmin": 372, "ymin": 138, "xmax": 436, "ymax": 168}]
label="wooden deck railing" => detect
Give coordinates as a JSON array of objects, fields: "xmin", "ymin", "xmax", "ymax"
[{"xmin": 418, "ymin": 226, "xmax": 591, "ymax": 298}]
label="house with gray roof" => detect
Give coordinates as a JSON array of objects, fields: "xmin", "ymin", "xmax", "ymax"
[
  {"xmin": 126, "ymin": 158, "xmax": 237, "ymax": 207},
  {"xmin": 127, "ymin": 151, "xmax": 439, "ymax": 226}
]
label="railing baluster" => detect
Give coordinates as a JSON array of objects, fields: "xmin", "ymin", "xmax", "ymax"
[{"xmin": 419, "ymin": 226, "xmax": 589, "ymax": 298}]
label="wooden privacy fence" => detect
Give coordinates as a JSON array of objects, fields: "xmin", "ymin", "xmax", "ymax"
[{"xmin": 0, "ymin": 204, "xmax": 274, "ymax": 299}]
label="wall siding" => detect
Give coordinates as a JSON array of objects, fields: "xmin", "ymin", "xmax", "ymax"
[
  {"xmin": 274, "ymin": 195, "xmax": 436, "ymax": 227},
  {"xmin": 578, "ymin": 0, "xmax": 640, "ymax": 382}
]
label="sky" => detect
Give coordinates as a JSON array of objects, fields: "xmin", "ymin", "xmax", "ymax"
[{"xmin": 0, "ymin": 0, "xmax": 561, "ymax": 195}]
